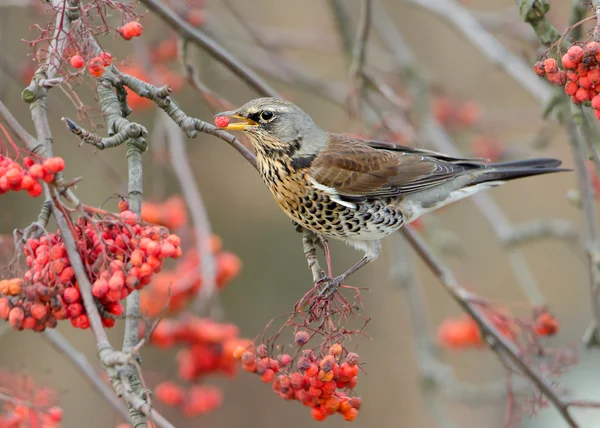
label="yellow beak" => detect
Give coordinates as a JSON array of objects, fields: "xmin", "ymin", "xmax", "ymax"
[{"xmin": 215, "ymin": 111, "xmax": 258, "ymax": 131}]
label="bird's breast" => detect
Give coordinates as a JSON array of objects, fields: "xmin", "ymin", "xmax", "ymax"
[{"xmin": 257, "ymin": 156, "xmax": 405, "ymax": 240}]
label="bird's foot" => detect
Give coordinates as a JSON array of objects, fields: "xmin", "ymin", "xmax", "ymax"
[{"xmin": 315, "ymin": 275, "xmax": 344, "ymax": 300}]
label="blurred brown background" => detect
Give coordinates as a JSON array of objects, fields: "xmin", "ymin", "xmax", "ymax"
[{"xmin": 1, "ymin": 0, "xmax": 599, "ymax": 427}]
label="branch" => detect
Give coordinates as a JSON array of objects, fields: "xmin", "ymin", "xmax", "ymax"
[
  {"xmin": 162, "ymin": 113, "xmax": 218, "ymax": 311},
  {"xmin": 412, "ymin": 0, "xmax": 552, "ymax": 105},
  {"xmin": 566, "ymin": 107, "xmax": 600, "ymax": 347},
  {"xmin": 400, "ymin": 226, "xmax": 581, "ymax": 428},
  {"xmin": 348, "ymin": 0, "xmax": 372, "ymax": 111},
  {"xmin": 138, "ymin": 0, "xmax": 278, "ymax": 98},
  {"xmin": 42, "ymin": 329, "xmax": 130, "ymax": 420}
]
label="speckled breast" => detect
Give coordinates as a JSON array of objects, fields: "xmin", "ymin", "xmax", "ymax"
[{"xmin": 258, "ymin": 159, "xmax": 405, "ymax": 241}]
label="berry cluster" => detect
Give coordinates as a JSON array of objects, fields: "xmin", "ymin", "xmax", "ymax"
[
  {"xmin": 0, "ymin": 207, "xmax": 181, "ymax": 331},
  {"xmin": 142, "ymin": 195, "xmax": 189, "ymax": 230},
  {"xmin": 155, "ymin": 382, "xmax": 222, "ymax": 418},
  {"xmin": 140, "ymin": 242, "xmax": 242, "ymax": 317},
  {"xmin": 118, "ymin": 21, "xmax": 144, "ymax": 41},
  {"xmin": 69, "ymin": 52, "xmax": 113, "ymax": 78},
  {"xmin": 0, "ymin": 373, "xmax": 62, "ymax": 428},
  {"xmin": 535, "ymin": 43, "xmax": 600, "ymax": 117},
  {"xmin": 143, "ymin": 316, "xmax": 249, "ymax": 417},
  {"xmin": 437, "ymin": 309, "xmax": 559, "ymax": 349},
  {"xmin": 0, "ymin": 155, "xmax": 64, "ymax": 197},
  {"xmin": 432, "ymin": 96, "xmax": 481, "ymax": 131},
  {"xmin": 235, "ymin": 338, "xmax": 362, "ymax": 422}
]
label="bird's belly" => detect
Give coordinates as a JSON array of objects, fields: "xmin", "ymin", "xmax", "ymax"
[{"xmin": 270, "ymin": 182, "xmax": 404, "ymax": 240}]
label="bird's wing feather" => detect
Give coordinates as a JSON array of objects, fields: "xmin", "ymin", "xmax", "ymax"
[{"xmin": 308, "ymin": 134, "xmax": 485, "ymax": 201}]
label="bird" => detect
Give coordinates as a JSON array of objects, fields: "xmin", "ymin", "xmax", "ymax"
[{"xmin": 216, "ymin": 97, "xmax": 567, "ymax": 293}]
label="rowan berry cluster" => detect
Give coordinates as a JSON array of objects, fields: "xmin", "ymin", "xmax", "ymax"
[
  {"xmin": 0, "ymin": 206, "xmax": 181, "ymax": 331},
  {"xmin": 0, "ymin": 155, "xmax": 64, "ymax": 197},
  {"xmin": 145, "ymin": 316, "xmax": 249, "ymax": 416},
  {"xmin": 155, "ymin": 382, "xmax": 222, "ymax": 418},
  {"xmin": 0, "ymin": 373, "xmax": 62, "ymax": 428},
  {"xmin": 432, "ymin": 96, "xmax": 505, "ymax": 162},
  {"xmin": 535, "ymin": 43, "xmax": 600, "ymax": 117},
  {"xmin": 140, "ymin": 240, "xmax": 242, "ymax": 317},
  {"xmin": 235, "ymin": 338, "xmax": 362, "ymax": 422},
  {"xmin": 437, "ymin": 308, "xmax": 559, "ymax": 349}
]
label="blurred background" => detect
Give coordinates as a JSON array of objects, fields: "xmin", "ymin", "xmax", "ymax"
[{"xmin": 1, "ymin": 0, "xmax": 599, "ymax": 427}]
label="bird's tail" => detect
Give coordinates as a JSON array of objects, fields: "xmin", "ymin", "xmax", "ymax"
[{"xmin": 471, "ymin": 158, "xmax": 569, "ymax": 185}]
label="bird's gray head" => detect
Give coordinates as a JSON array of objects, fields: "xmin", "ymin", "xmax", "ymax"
[{"xmin": 216, "ymin": 98, "xmax": 327, "ymax": 157}]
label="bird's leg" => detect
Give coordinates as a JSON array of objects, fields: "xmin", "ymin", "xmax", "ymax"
[
  {"xmin": 320, "ymin": 237, "xmax": 334, "ymax": 278},
  {"xmin": 316, "ymin": 240, "xmax": 382, "ymax": 299},
  {"xmin": 300, "ymin": 227, "xmax": 326, "ymax": 282}
]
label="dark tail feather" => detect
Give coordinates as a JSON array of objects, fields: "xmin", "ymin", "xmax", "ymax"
[{"xmin": 472, "ymin": 158, "xmax": 570, "ymax": 185}]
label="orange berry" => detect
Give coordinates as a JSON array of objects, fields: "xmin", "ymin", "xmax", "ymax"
[
  {"xmin": 88, "ymin": 57, "xmax": 105, "ymax": 78},
  {"xmin": 328, "ymin": 343, "xmax": 343, "ymax": 356},
  {"xmin": 343, "ymin": 407, "xmax": 358, "ymax": 421},
  {"xmin": 543, "ymin": 58, "xmax": 557, "ymax": 73},
  {"xmin": 305, "ymin": 363, "xmax": 318, "ymax": 378},
  {"xmin": 318, "ymin": 370, "xmax": 334, "ymax": 382},
  {"xmin": 8, "ymin": 306, "xmax": 24, "ymax": 329},
  {"xmin": 30, "ymin": 303, "xmax": 47, "ymax": 320},
  {"xmin": 534, "ymin": 312, "xmax": 559, "ymax": 336},
  {"xmin": 533, "ymin": 61, "xmax": 545, "ymax": 77},
  {"xmin": 260, "ymin": 369, "xmax": 275, "ymax": 383}
]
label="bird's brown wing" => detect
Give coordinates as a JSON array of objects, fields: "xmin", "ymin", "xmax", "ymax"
[{"xmin": 308, "ymin": 134, "xmax": 485, "ymax": 202}]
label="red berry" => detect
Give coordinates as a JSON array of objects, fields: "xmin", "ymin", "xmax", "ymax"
[
  {"xmin": 119, "ymin": 22, "xmax": 144, "ymax": 40},
  {"xmin": 576, "ymin": 87, "xmax": 590, "ymax": 102},
  {"xmin": 43, "ymin": 157, "xmax": 65, "ymax": 173},
  {"xmin": 587, "ymin": 42, "xmax": 600, "ymax": 55},
  {"xmin": 92, "ymin": 278, "xmax": 109, "ymax": 297},
  {"xmin": 155, "ymin": 381, "xmax": 184, "ymax": 406},
  {"xmin": 561, "ymin": 54, "xmax": 577, "ymax": 70},
  {"xmin": 565, "ymin": 81, "xmax": 578, "ymax": 96},
  {"xmin": 63, "ymin": 287, "xmax": 81, "ymax": 304},
  {"xmin": 28, "ymin": 182, "xmax": 43, "ymax": 197},
  {"xmin": 20, "ymin": 175, "xmax": 35, "ymax": 190},
  {"xmin": 98, "ymin": 52, "xmax": 113, "ymax": 66},
  {"xmin": 567, "ymin": 45, "xmax": 584, "ymax": 62},
  {"xmin": 534, "ymin": 312, "xmax": 559, "ymax": 336},
  {"xmin": 23, "ymin": 157, "xmax": 35, "ymax": 168},
  {"xmin": 70, "ymin": 55, "xmax": 85, "ymax": 69},
  {"xmin": 29, "ymin": 164, "xmax": 44, "ymax": 179},
  {"xmin": 214, "ymin": 116, "xmax": 230, "ymax": 128}
]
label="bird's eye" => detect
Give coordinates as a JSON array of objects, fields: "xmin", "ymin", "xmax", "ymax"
[{"xmin": 260, "ymin": 110, "xmax": 275, "ymax": 122}]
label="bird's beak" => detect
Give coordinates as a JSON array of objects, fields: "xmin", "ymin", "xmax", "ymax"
[{"xmin": 214, "ymin": 110, "xmax": 258, "ymax": 131}]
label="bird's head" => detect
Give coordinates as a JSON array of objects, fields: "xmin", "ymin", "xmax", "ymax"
[{"xmin": 216, "ymin": 97, "xmax": 327, "ymax": 156}]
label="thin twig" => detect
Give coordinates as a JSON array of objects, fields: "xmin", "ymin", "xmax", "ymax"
[{"xmin": 42, "ymin": 330, "xmax": 130, "ymax": 420}]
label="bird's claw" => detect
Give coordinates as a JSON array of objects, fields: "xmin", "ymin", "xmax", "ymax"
[{"xmin": 315, "ymin": 276, "xmax": 343, "ymax": 300}]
